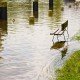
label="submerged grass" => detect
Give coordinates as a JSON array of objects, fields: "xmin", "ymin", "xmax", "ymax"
[
  {"xmin": 56, "ymin": 50, "xmax": 80, "ymax": 80},
  {"xmin": 73, "ymin": 35, "xmax": 80, "ymax": 41},
  {"xmin": 72, "ymin": 32, "xmax": 80, "ymax": 41}
]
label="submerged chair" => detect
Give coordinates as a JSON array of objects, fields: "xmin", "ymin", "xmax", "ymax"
[
  {"xmin": 50, "ymin": 41, "xmax": 66, "ymax": 50},
  {"xmin": 50, "ymin": 20, "xmax": 69, "ymax": 42},
  {"xmin": 50, "ymin": 41, "xmax": 68, "ymax": 59}
]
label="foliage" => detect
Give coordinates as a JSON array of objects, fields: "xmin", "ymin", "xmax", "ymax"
[
  {"xmin": 72, "ymin": 31, "xmax": 80, "ymax": 41},
  {"xmin": 73, "ymin": 34, "xmax": 80, "ymax": 41},
  {"xmin": 56, "ymin": 50, "xmax": 80, "ymax": 80}
]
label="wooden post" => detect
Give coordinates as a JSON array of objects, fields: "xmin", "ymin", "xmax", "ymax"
[
  {"xmin": 49, "ymin": 0, "xmax": 53, "ymax": 10},
  {"xmin": 0, "ymin": 2, "xmax": 7, "ymax": 30},
  {"xmin": 33, "ymin": 0, "xmax": 38, "ymax": 18},
  {"xmin": 0, "ymin": 2, "xmax": 7, "ymax": 20}
]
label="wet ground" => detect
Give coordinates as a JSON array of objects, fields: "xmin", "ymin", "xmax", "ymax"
[{"xmin": 0, "ymin": 1, "xmax": 80, "ymax": 80}]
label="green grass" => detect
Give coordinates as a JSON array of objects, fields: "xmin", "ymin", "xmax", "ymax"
[
  {"xmin": 56, "ymin": 50, "xmax": 80, "ymax": 80},
  {"xmin": 73, "ymin": 35, "xmax": 80, "ymax": 41},
  {"xmin": 72, "ymin": 32, "xmax": 80, "ymax": 41}
]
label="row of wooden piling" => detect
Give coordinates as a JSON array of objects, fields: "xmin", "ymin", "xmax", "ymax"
[
  {"xmin": 29, "ymin": 0, "xmax": 54, "ymax": 24},
  {"xmin": 0, "ymin": 0, "xmax": 62, "ymax": 25},
  {"xmin": 0, "ymin": 0, "xmax": 60, "ymax": 25},
  {"xmin": 0, "ymin": 0, "xmax": 54, "ymax": 25},
  {"xmin": 33, "ymin": 0, "xmax": 54, "ymax": 18}
]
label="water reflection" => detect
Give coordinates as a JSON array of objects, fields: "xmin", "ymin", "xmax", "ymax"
[
  {"xmin": 0, "ymin": 1, "xmax": 80, "ymax": 80},
  {"xmin": 53, "ymin": 0, "xmax": 62, "ymax": 22},
  {"xmin": 47, "ymin": 0, "xmax": 63, "ymax": 30},
  {"xmin": 0, "ymin": 20, "xmax": 7, "ymax": 30},
  {"xmin": 8, "ymin": 3, "xmax": 32, "ymax": 24},
  {"xmin": 0, "ymin": 20, "xmax": 7, "ymax": 58},
  {"xmin": 64, "ymin": 0, "xmax": 75, "ymax": 3},
  {"xmin": 61, "ymin": 45, "xmax": 68, "ymax": 58}
]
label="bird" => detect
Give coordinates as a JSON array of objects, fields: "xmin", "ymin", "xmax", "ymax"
[{"xmin": 12, "ymin": 19, "xmax": 15, "ymax": 23}]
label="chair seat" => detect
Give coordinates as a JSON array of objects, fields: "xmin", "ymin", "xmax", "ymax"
[
  {"xmin": 50, "ymin": 29, "xmax": 64, "ymax": 35},
  {"xmin": 54, "ymin": 31, "xmax": 64, "ymax": 35}
]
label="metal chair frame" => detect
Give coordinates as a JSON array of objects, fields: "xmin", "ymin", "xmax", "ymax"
[{"xmin": 50, "ymin": 20, "xmax": 69, "ymax": 42}]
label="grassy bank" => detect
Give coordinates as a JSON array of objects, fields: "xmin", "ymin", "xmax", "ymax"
[
  {"xmin": 72, "ymin": 31, "xmax": 80, "ymax": 41},
  {"xmin": 56, "ymin": 50, "xmax": 80, "ymax": 80}
]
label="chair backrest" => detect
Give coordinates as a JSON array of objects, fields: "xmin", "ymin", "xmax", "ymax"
[{"xmin": 61, "ymin": 20, "xmax": 68, "ymax": 31}]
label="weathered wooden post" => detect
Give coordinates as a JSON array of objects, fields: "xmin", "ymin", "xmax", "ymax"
[
  {"xmin": 33, "ymin": 0, "xmax": 38, "ymax": 18},
  {"xmin": 0, "ymin": 2, "xmax": 7, "ymax": 20},
  {"xmin": 0, "ymin": 2, "xmax": 7, "ymax": 30},
  {"xmin": 49, "ymin": 0, "xmax": 53, "ymax": 10},
  {"xmin": 29, "ymin": 0, "xmax": 38, "ymax": 24}
]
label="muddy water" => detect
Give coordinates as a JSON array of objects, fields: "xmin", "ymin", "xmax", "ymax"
[{"xmin": 0, "ymin": 1, "xmax": 80, "ymax": 80}]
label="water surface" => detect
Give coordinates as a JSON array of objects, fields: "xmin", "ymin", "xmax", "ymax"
[{"xmin": 0, "ymin": 1, "xmax": 80, "ymax": 80}]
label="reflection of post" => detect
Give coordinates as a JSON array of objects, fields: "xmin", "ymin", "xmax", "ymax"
[
  {"xmin": 0, "ymin": 22, "xmax": 7, "ymax": 52},
  {"xmin": 53, "ymin": 0, "xmax": 62, "ymax": 22},
  {"xmin": 61, "ymin": 45, "xmax": 68, "ymax": 59},
  {"xmin": 29, "ymin": 16, "xmax": 34, "ymax": 25},
  {"xmin": 0, "ymin": 29, "xmax": 7, "ymax": 59},
  {"xmin": 0, "ymin": 30, "xmax": 3, "ymax": 52},
  {"xmin": 49, "ymin": 0, "xmax": 53, "ymax": 10},
  {"xmin": 0, "ymin": 2, "xmax": 7, "ymax": 59},
  {"xmin": 0, "ymin": 2, "xmax": 7, "ymax": 20},
  {"xmin": 0, "ymin": 20, "xmax": 7, "ymax": 30},
  {"xmin": 33, "ymin": 0, "xmax": 38, "ymax": 18},
  {"xmin": 64, "ymin": 0, "xmax": 75, "ymax": 3},
  {"xmin": 0, "ymin": 28, "xmax": 7, "ymax": 52},
  {"xmin": 48, "ymin": 10, "xmax": 53, "ymax": 17}
]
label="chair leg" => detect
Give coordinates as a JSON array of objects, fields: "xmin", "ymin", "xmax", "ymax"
[
  {"xmin": 67, "ymin": 30, "xmax": 69, "ymax": 39},
  {"xmin": 57, "ymin": 35, "xmax": 59, "ymax": 41},
  {"xmin": 65, "ymin": 30, "xmax": 69, "ymax": 42},
  {"xmin": 63, "ymin": 33, "xmax": 66, "ymax": 41},
  {"xmin": 52, "ymin": 36, "xmax": 54, "ymax": 43}
]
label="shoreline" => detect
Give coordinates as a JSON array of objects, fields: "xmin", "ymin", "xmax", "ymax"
[{"xmin": 56, "ymin": 50, "xmax": 80, "ymax": 80}]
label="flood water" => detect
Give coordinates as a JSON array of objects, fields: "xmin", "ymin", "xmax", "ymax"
[{"xmin": 0, "ymin": 1, "xmax": 80, "ymax": 80}]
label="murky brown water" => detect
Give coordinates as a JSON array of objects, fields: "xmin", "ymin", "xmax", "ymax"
[{"xmin": 0, "ymin": 1, "xmax": 80, "ymax": 80}]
